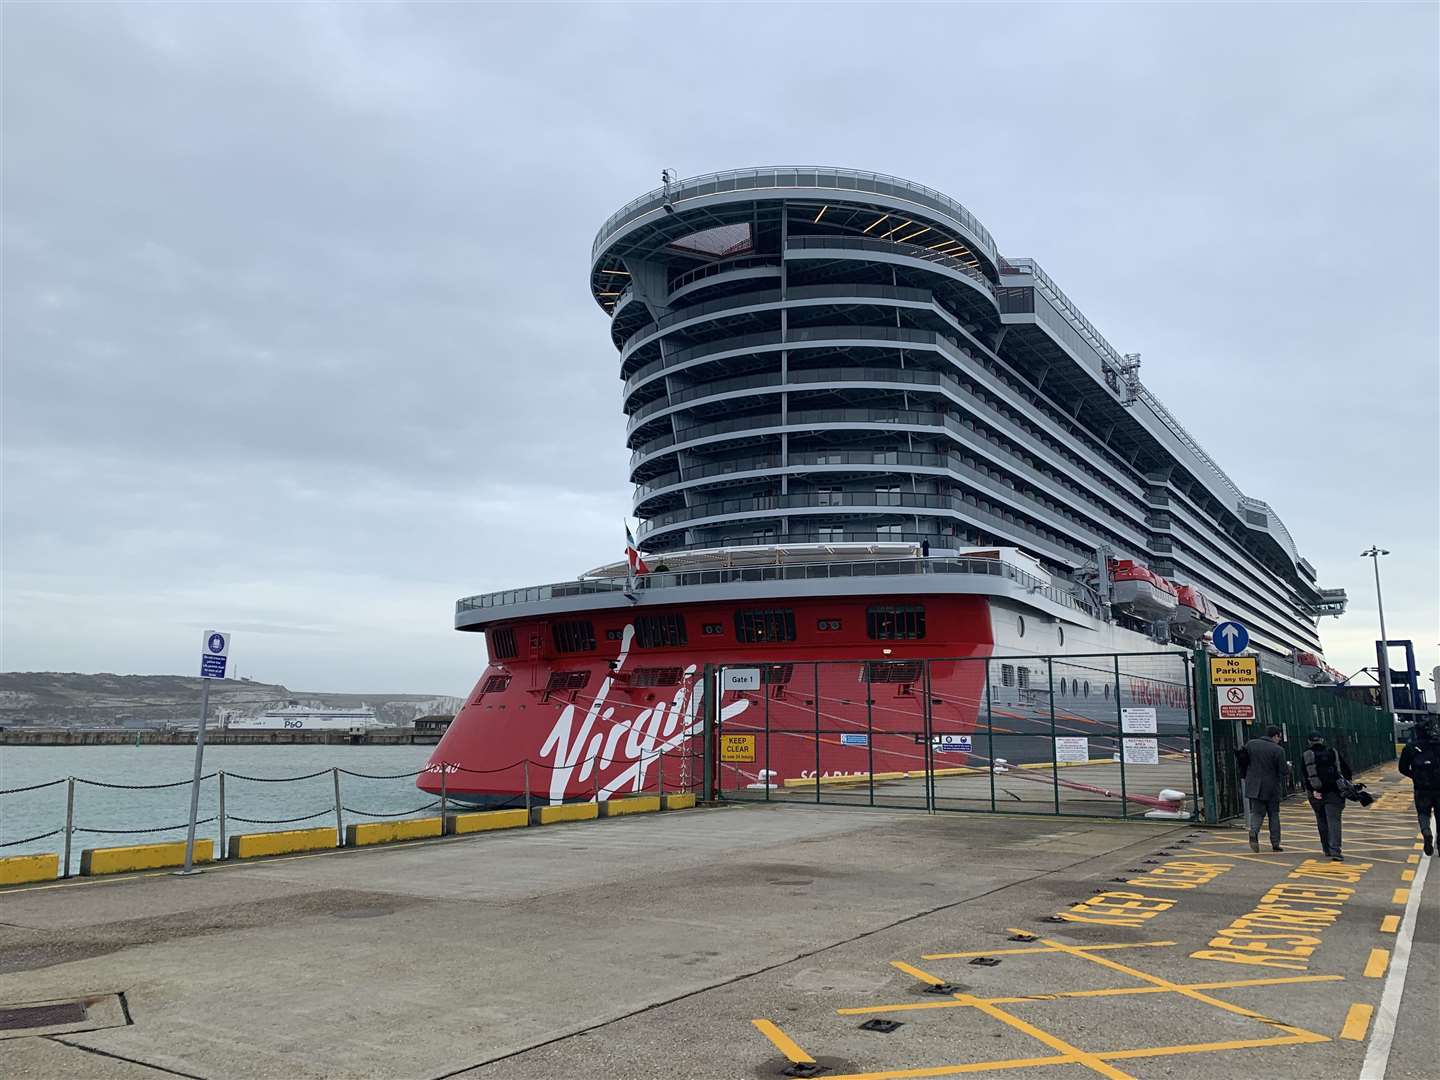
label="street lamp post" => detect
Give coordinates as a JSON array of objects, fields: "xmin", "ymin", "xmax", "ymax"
[{"xmin": 1360, "ymin": 546, "xmax": 1395, "ymax": 723}]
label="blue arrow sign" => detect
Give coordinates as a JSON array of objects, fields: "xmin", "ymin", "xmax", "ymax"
[{"xmin": 1211, "ymin": 620, "xmax": 1249, "ymax": 656}]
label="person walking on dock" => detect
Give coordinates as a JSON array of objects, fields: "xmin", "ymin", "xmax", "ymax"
[
  {"xmin": 1398, "ymin": 717, "xmax": 1440, "ymax": 856},
  {"xmin": 1302, "ymin": 732, "xmax": 1352, "ymax": 861},
  {"xmin": 1241, "ymin": 726, "xmax": 1289, "ymax": 852}
]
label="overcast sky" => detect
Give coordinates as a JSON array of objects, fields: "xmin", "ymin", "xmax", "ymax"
[{"xmin": 3, "ymin": 3, "xmax": 1436, "ymax": 695}]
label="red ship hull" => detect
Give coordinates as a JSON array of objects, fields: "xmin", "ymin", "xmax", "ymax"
[{"xmin": 418, "ymin": 595, "xmax": 995, "ymax": 804}]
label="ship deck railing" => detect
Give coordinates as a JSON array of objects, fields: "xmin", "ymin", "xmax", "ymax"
[{"xmin": 455, "ymin": 556, "xmax": 1096, "ymax": 619}]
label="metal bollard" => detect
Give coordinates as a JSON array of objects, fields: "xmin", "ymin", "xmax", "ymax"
[
  {"xmin": 332, "ymin": 767, "xmax": 344, "ymax": 847},
  {"xmin": 218, "ymin": 771, "xmax": 227, "ymax": 861},
  {"xmin": 62, "ymin": 777, "xmax": 75, "ymax": 879}
]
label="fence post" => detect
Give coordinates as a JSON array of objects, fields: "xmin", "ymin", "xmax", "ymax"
[
  {"xmin": 218, "ymin": 771, "xmax": 227, "ymax": 860},
  {"xmin": 332, "ymin": 768, "xmax": 344, "ymax": 847},
  {"xmin": 1193, "ymin": 649, "xmax": 1220, "ymax": 825},
  {"xmin": 62, "ymin": 776, "xmax": 75, "ymax": 879},
  {"xmin": 439, "ymin": 764, "xmax": 448, "ymax": 825},
  {"xmin": 701, "ymin": 663, "xmax": 716, "ymax": 802},
  {"xmin": 1046, "ymin": 659, "xmax": 1060, "ymax": 814},
  {"xmin": 1113, "ymin": 657, "xmax": 1127, "ymax": 817},
  {"xmin": 593, "ymin": 757, "xmax": 600, "ymax": 804},
  {"xmin": 985, "ymin": 660, "xmax": 996, "ymax": 814},
  {"xmin": 656, "ymin": 749, "xmax": 664, "ymax": 797},
  {"xmin": 523, "ymin": 760, "xmax": 532, "ymax": 816}
]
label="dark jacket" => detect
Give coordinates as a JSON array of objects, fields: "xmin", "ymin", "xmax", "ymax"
[
  {"xmin": 1240, "ymin": 737, "xmax": 1288, "ymax": 801},
  {"xmin": 1302, "ymin": 744, "xmax": 1352, "ymax": 795},
  {"xmin": 1399, "ymin": 737, "xmax": 1440, "ymax": 792}
]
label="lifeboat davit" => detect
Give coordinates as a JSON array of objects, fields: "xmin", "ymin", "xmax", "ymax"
[{"xmin": 1108, "ymin": 559, "xmax": 1178, "ymax": 619}]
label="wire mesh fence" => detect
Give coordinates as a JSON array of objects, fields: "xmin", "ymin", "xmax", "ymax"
[{"xmin": 714, "ymin": 652, "xmax": 1198, "ymax": 820}]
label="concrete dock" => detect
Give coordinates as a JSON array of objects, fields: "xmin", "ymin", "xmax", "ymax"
[{"xmin": 2, "ymin": 769, "xmax": 1433, "ymax": 1080}]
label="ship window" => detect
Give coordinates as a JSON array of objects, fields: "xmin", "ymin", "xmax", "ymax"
[
  {"xmin": 1071, "ymin": 679, "xmax": 1079, "ymax": 696},
  {"xmin": 605, "ymin": 628, "xmax": 625, "ymax": 641},
  {"xmin": 630, "ymin": 666, "xmax": 683, "ymax": 687},
  {"xmin": 1017, "ymin": 614, "xmax": 1026, "ymax": 638},
  {"xmin": 1000, "ymin": 664, "xmax": 1015, "ymax": 688},
  {"xmin": 735, "ymin": 608, "xmax": 796, "ymax": 644},
  {"xmin": 702, "ymin": 622, "xmax": 724, "ymax": 635},
  {"xmin": 1104, "ymin": 684, "xmax": 1111, "ymax": 701},
  {"xmin": 1018, "ymin": 667, "xmax": 1031, "ymax": 691},
  {"xmin": 817, "ymin": 618, "xmax": 842, "ymax": 631},
  {"xmin": 488, "ymin": 627, "xmax": 517, "ymax": 660},
  {"xmin": 545, "ymin": 671, "xmax": 591, "ymax": 692},
  {"xmin": 760, "ymin": 663, "xmax": 794, "ymax": 685},
  {"xmin": 551, "ymin": 620, "xmax": 596, "ymax": 654},
  {"xmin": 633, "ymin": 614, "xmax": 688, "ymax": 648},
  {"xmin": 866, "ymin": 605, "xmax": 925, "ymax": 640},
  {"xmin": 1083, "ymin": 680, "xmax": 1091, "ymax": 698},
  {"xmin": 1057, "ymin": 625, "xmax": 1065, "ymax": 646},
  {"xmin": 865, "ymin": 660, "xmax": 922, "ymax": 684},
  {"xmin": 479, "ymin": 674, "xmax": 510, "ymax": 695}
]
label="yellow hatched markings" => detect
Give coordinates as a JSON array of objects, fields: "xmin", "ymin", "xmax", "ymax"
[
  {"xmin": 921, "ymin": 940, "xmax": 1174, "ymax": 960},
  {"xmin": 1393, "ymin": 887, "xmax": 1410, "ymax": 904},
  {"xmin": 1363, "ymin": 948, "xmax": 1390, "ymax": 978},
  {"xmin": 1340, "ymin": 1003, "xmax": 1374, "ymax": 1041},
  {"xmin": 751, "ymin": 1019, "xmax": 815, "ymax": 1065},
  {"xmin": 952, "ymin": 991, "xmax": 1137, "ymax": 1080},
  {"xmin": 1401, "ymin": 869, "xmax": 1416, "ymax": 882},
  {"xmin": 1381, "ymin": 914, "xmax": 1401, "ymax": 933},
  {"xmin": 1019, "ymin": 931, "xmax": 1329, "ymax": 1041},
  {"xmin": 835, "ymin": 974, "xmax": 1345, "ymax": 1016},
  {"xmin": 1408, "ymin": 854, "xmax": 1420, "ymax": 864}
]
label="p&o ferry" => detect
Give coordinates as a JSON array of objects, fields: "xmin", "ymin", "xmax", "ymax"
[{"xmin": 418, "ymin": 167, "xmax": 1346, "ymax": 806}]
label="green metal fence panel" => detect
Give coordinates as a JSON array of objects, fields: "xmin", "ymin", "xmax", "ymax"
[{"xmin": 1194, "ymin": 648, "xmax": 1394, "ymax": 823}]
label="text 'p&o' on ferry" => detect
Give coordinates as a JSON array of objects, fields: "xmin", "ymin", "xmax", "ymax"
[{"xmin": 418, "ymin": 167, "xmax": 1347, "ymax": 806}]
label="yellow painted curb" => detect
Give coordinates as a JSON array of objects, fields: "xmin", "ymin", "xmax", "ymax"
[
  {"xmin": 601, "ymin": 796, "xmax": 660, "ymax": 818},
  {"xmin": 531, "ymin": 802, "xmax": 599, "ymax": 825},
  {"xmin": 227, "ymin": 827, "xmax": 336, "ymax": 860},
  {"xmin": 344, "ymin": 817, "xmax": 442, "ymax": 847},
  {"xmin": 80, "ymin": 839, "xmax": 214, "ymax": 876},
  {"xmin": 662, "ymin": 793, "xmax": 696, "ymax": 810},
  {"xmin": 447, "ymin": 808, "xmax": 529, "ymax": 835},
  {"xmin": 0, "ymin": 851, "xmax": 60, "ymax": 885}
]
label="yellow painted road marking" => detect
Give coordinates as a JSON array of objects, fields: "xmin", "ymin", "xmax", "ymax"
[
  {"xmin": 751, "ymin": 1019, "xmax": 814, "ymax": 1065},
  {"xmin": 1341, "ymin": 1003, "xmax": 1374, "ymax": 1040},
  {"xmin": 1393, "ymin": 888, "xmax": 1410, "ymax": 904},
  {"xmin": 922, "ymin": 940, "xmax": 1174, "ymax": 960},
  {"xmin": 1030, "ymin": 934, "xmax": 1327, "ymax": 1040},
  {"xmin": 1408, "ymin": 854, "xmax": 1420, "ymax": 864},
  {"xmin": 954, "ymin": 991, "xmax": 1136, "ymax": 1080},
  {"xmin": 836, "ymin": 974, "xmax": 1345, "ymax": 1015},
  {"xmin": 891, "ymin": 960, "xmax": 948, "ymax": 986},
  {"xmin": 1364, "ymin": 948, "xmax": 1390, "ymax": 978},
  {"xmin": 1381, "ymin": 915, "xmax": 1401, "ymax": 933},
  {"xmin": 1401, "ymin": 869, "xmax": 1415, "ymax": 882},
  {"xmin": 819, "ymin": 1034, "xmax": 1328, "ymax": 1080}
]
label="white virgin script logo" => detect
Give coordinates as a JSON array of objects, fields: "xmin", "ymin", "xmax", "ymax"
[{"xmin": 537, "ymin": 624, "xmax": 750, "ymax": 804}]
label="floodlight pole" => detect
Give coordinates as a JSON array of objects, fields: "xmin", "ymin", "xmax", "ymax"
[{"xmin": 1361, "ymin": 546, "xmax": 1396, "ymax": 723}]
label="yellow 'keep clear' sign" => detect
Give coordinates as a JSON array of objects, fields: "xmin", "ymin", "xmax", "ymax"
[
  {"xmin": 1210, "ymin": 656, "xmax": 1258, "ymax": 686},
  {"xmin": 720, "ymin": 734, "xmax": 756, "ymax": 762}
]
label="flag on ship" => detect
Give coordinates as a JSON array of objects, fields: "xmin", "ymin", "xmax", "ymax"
[{"xmin": 625, "ymin": 523, "xmax": 649, "ymax": 576}]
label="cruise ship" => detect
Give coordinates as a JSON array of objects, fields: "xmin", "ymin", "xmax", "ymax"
[
  {"xmin": 226, "ymin": 703, "xmax": 381, "ymax": 732},
  {"xmin": 419, "ymin": 167, "xmax": 1347, "ymax": 805}
]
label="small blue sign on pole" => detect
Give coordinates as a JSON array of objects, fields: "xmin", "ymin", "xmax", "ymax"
[
  {"xmin": 1211, "ymin": 620, "xmax": 1250, "ymax": 656},
  {"xmin": 200, "ymin": 630, "xmax": 230, "ymax": 679}
]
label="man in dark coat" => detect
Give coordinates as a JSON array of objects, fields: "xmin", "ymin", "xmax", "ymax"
[
  {"xmin": 1242, "ymin": 726, "xmax": 1289, "ymax": 852},
  {"xmin": 1398, "ymin": 717, "xmax": 1440, "ymax": 856},
  {"xmin": 1302, "ymin": 733, "xmax": 1353, "ymax": 861}
]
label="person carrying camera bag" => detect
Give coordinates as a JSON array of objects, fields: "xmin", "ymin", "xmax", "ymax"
[
  {"xmin": 1302, "ymin": 733, "xmax": 1352, "ymax": 861},
  {"xmin": 1398, "ymin": 718, "xmax": 1440, "ymax": 856}
]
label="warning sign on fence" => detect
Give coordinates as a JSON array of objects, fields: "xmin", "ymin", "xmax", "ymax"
[
  {"xmin": 720, "ymin": 734, "xmax": 756, "ymax": 762},
  {"xmin": 1209, "ymin": 656, "xmax": 1258, "ymax": 686},
  {"xmin": 1217, "ymin": 685, "xmax": 1256, "ymax": 720}
]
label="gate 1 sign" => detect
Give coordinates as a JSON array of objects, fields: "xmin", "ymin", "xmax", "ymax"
[
  {"xmin": 1055, "ymin": 736, "xmax": 1090, "ymax": 763},
  {"xmin": 1217, "ymin": 685, "xmax": 1255, "ymax": 720},
  {"xmin": 1123, "ymin": 738, "xmax": 1160, "ymax": 765},
  {"xmin": 1120, "ymin": 707, "xmax": 1157, "ymax": 734},
  {"xmin": 722, "ymin": 668, "xmax": 761, "ymax": 691},
  {"xmin": 720, "ymin": 734, "xmax": 756, "ymax": 762}
]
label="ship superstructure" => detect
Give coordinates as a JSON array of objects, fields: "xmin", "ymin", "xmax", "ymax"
[{"xmin": 421, "ymin": 168, "xmax": 1347, "ymax": 803}]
